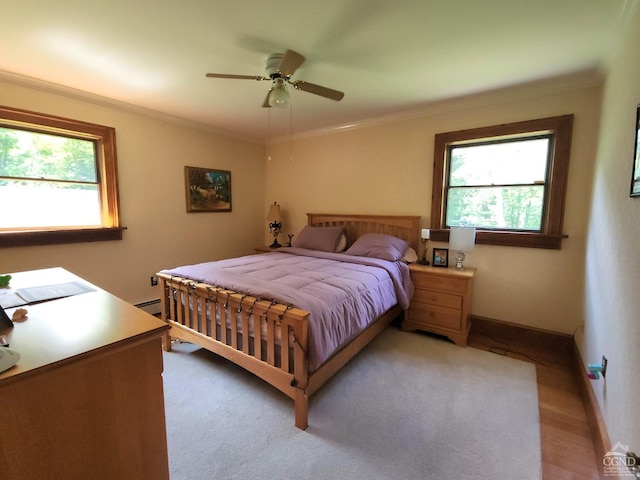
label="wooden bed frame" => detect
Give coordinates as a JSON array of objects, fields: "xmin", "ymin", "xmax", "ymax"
[{"xmin": 158, "ymin": 213, "xmax": 420, "ymax": 429}]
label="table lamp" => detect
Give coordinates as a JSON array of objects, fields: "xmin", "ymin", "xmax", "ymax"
[
  {"xmin": 266, "ymin": 202, "xmax": 282, "ymax": 248},
  {"xmin": 418, "ymin": 228, "xmax": 430, "ymax": 265},
  {"xmin": 449, "ymin": 227, "xmax": 476, "ymax": 270}
]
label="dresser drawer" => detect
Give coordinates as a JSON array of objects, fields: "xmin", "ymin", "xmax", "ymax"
[
  {"xmin": 413, "ymin": 288, "xmax": 462, "ymax": 309},
  {"xmin": 412, "ymin": 273, "xmax": 469, "ymax": 294},
  {"xmin": 407, "ymin": 303, "xmax": 462, "ymax": 331}
]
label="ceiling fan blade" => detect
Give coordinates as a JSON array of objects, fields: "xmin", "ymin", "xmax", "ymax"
[
  {"xmin": 278, "ymin": 50, "xmax": 305, "ymax": 77},
  {"xmin": 206, "ymin": 73, "xmax": 268, "ymax": 81},
  {"xmin": 262, "ymin": 90, "xmax": 272, "ymax": 108},
  {"xmin": 290, "ymin": 80, "xmax": 344, "ymax": 101}
]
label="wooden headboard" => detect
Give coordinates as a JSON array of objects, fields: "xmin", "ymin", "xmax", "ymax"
[{"xmin": 307, "ymin": 213, "xmax": 421, "ymax": 252}]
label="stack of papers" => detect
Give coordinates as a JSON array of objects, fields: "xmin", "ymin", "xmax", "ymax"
[{"xmin": 0, "ymin": 281, "xmax": 95, "ymax": 309}]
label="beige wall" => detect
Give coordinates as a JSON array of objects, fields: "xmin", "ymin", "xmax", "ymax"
[
  {"xmin": 0, "ymin": 80, "xmax": 265, "ymax": 305},
  {"xmin": 266, "ymin": 80, "xmax": 601, "ymax": 335},
  {"xmin": 578, "ymin": 3, "xmax": 640, "ymax": 453}
]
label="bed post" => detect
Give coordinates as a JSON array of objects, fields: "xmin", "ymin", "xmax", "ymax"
[
  {"xmin": 294, "ymin": 389, "xmax": 309, "ymax": 430},
  {"xmin": 161, "ymin": 331, "xmax": 172, "ymax": 352},
  {"xmin": 159, "ymin": 276, "xmax": 172, "ymax": 352},
  {"xmin": 291, "ymin": 309, "xmax": 309, "ymax": 430}
]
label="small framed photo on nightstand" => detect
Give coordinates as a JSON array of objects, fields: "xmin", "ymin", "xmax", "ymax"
[{"xmin": 432, "ymin": 248, "xmax": 449, "ymax": 267}]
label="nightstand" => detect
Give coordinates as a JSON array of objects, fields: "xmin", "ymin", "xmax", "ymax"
[
  {"xmin": 254, "ymin": 246, "xmax": 274, "ymax": 253},
  {"xmin": 402, "ymin": 264, "xmax": 476, "ymax": 346}
]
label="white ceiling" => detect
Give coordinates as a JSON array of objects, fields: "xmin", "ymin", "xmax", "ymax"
[{"xmin": 0, "ymin": 0, "xmax": 634, "ymax": 143}]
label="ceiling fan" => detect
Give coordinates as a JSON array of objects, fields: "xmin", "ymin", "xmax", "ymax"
[{"xmin": 206, "ymin": 49, "xmax": 344, "ymax": 108}]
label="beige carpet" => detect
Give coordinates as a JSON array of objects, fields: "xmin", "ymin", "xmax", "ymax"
[{"xmin": 162, "ymin": 327, "xmax": 541, "ymax": 480}]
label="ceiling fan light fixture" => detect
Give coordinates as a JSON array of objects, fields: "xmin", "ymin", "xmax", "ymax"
[
  {"xmin": 268, "ymin": 77, "xmax": 290, "ymax": 108},
  {"xmin": 206, "ymin": 49, "xmax": 344, "ymax": 107}
]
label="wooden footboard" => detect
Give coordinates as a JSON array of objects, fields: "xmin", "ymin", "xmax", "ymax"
[{"xmin": 158, "ymin": 272, "xmax": 312, "ymax": 429}]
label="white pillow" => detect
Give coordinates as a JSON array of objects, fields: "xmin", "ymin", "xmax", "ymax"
[
  {"xmin": 335, "ymin": 232, "xmax": 348, "ymax": 252},
  {"xmin": 402, "ymin": 247, "xmax": 418, "ymax": 263}
]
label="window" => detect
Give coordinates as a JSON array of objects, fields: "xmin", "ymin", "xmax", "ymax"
[
  {"xmin": 430, "ymin": 115, "xmax": 573, "ymax": 249},
  {"xmin": 446, "ymin": 136, "xmax": 551, "ymax": 230},
  {"xmin": 0, "ymin": 106, "xmax": 124, "ymax": 247}
]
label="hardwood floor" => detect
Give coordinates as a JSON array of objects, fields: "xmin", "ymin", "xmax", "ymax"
[{"xmin": 467, "ymin": 328, "xmax": 602, "ymax": 480}]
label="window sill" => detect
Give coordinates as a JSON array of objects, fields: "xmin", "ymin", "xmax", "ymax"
[
  {"xmin": 0, "ymin": 227, "xmax": 127, "ymax": 248},
  {"xmin": 430, "ymin": 229, "xmax": 567, "ymax": 249}
]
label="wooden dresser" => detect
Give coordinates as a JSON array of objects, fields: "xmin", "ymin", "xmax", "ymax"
[
  {"xmin": 402, "ymin": 264, "xmax": 476, "ymax": 346},
  {"xmin": 0, "ymin": 268, "xmax": 170, "ymax": 480}
]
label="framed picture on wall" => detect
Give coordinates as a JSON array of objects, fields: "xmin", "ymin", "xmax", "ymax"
[
  {"xmin": 630, "ymin": 103, "xmax": 640, "ymax": 197},
  {"xmin": 185, "ymin": 166, "xmax": 232, "ymax": 212},
  {"xmin": 432, "ymin": 248, "xmax": 449, "ymax": 268}
]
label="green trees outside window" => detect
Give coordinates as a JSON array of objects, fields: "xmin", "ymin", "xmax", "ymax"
[
  {"xmin": 445, "ymin": 136, "xmax": 550, "ymax": 231},
  {"xmin": 0, "ymin": 127, "xmax": 101, "ymax": 229},
  {"xmin": 0, "ymin": 105, "xmax": 122, "ymax": 247},
  {"xmin": 431, "ymin": 115, "xmax": 573, "ymax": 249}
]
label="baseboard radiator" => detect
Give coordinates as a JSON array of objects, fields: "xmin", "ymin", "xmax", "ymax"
[{"xmin": 135, "ymin": 299, "xmax": 162, "ymax": 316}]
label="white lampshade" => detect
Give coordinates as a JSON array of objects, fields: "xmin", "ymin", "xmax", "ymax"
[
  {"xmin": 421, "ymin": 228, "xmax": 430, "ymax": 240},
  {"xmin": 449, "ymin": 227, "xmax": 476, "ymax": 252},
  {"xmin": 266, "ymin": 202, "xmax": 281, "ymax": 222}
]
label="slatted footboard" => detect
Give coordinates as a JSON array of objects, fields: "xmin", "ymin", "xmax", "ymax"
[{"xmin": 158, "ymin": 272, "xmax": 312, "ymax": 429}]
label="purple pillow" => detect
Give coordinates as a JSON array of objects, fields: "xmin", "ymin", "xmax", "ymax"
[
  {"xmin": 345, "ymin": 233, "xmax": 409, "ymax": 261},
  {"xmin": 292, "ymin": 225, "xmax": 345, "ymax": 252}
]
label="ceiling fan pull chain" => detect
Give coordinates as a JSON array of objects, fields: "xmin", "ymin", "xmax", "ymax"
[
  {"xmin": 289, "ymin": 103, "xmax": 294, "ymax": 165},
  {"xmin": 267, "ymin": 108, "xmax": 272, "ymax": 163}
]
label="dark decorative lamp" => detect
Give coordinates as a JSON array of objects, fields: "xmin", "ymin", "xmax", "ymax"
[
  {"xmin": 266, "ymin": 202, "xmax": 282, "ymax": 248},
  {"xmin": 449, "ymin": 226, "xmax": 476, "ymax": 270},
  {"xmin": 418, "ymin": 229, "xmax": 430, "ymax": 265}
]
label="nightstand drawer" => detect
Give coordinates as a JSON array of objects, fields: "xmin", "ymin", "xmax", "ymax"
[
  {"xmin": 407, "ymin": 303, "xmax": 462, "ymax": 330},
  {"xmin": 412, "ymin": 273, "xmax": 468, "ymax": 294},
  {"xmin": 413, "ymin": 289, "xmax": 462, "ymax": 309}
]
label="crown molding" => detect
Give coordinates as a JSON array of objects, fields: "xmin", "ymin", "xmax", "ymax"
[
  {"xmin": 0, "ymin": 67, "xmax": 604, "ymax": 149},
  {"xmin": 0, "ymin": 70, "xmax": 263, "ymax": 145},
  {"xmin": 269, "ymin": 69, "xmax": 605, "ymax": 144}
]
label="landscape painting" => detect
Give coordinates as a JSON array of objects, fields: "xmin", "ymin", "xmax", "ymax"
[{"xmin": 185, "ymin": 166, "xmax": 232, "ymax": 212}]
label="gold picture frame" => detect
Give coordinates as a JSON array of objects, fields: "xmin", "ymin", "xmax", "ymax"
[{"xmin": 185, "ymin": 166, "xmax": 232, "ymax": 212}]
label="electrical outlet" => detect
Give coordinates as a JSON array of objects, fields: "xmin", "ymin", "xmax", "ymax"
[
  {"xmin": 150, "ymin": 276, "xmax": 158, "ymax": 287},
  {"xmin": 602, "ymin": 355, "xmax": 608, "ymax": 378}
]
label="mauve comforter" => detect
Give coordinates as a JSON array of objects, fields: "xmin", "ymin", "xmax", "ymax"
[{"xmin": 160, "ymin": 247, "xmax": 413, "ymax": 371}]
